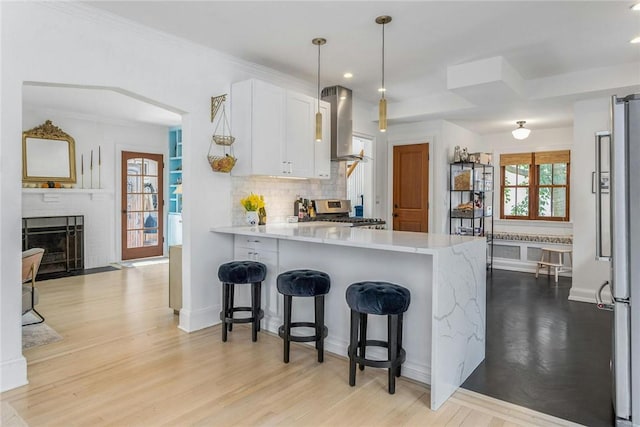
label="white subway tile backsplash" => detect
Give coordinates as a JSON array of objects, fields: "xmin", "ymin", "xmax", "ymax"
[{"xmin": 231, "ymin": 162, "xmax": 347, "ymax": 225}]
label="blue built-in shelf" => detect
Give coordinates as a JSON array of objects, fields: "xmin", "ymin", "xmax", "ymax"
[{"xmin": 168, "ymin": 126, "xmax": 182, "ymax": 214}]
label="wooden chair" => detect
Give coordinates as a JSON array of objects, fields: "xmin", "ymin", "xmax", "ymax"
[{"xmin": 22, "ymin": 248, "xmax": 45, "ymax": 326}]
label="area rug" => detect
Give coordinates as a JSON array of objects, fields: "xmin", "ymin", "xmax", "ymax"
[{"xmin": 22, "ymin": 313, "xmax": 63, "ymax": 350}]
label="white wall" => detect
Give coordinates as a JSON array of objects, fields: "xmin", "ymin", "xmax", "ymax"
[
  {"xmin": 0, "ymin": 2, "xmax": 378, "ymax": 392},
  {"xmin": 385, "ymin": 119, "xmax": 481, "ymax": 234},
  {"xmin": 22, "ymin": 109, "xmax": 169, "ymax": 267},
  {"xmin": 570, "ymin": 98, "xmax": 611, "ymax": 303}
]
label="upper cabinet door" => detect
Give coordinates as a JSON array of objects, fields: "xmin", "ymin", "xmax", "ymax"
[
  {"xmin": 251, "ymin": 81, "xmax": 286, "ymax": 176},
  {"xmin": 285, "ymin": 92, "xmax": 315, "ymax": 178},
  {"xmin": 314, "ymin": 100, "xmax": 331, "ymax": 179},
  {"xmin": 231, "ymin": 79, "xmax": 285, "ymax": 177}
]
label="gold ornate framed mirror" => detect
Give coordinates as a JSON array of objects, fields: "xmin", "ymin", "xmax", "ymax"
[{"xmin": 22, "ymin": 120, "xmax": 77, "ymax": 183}]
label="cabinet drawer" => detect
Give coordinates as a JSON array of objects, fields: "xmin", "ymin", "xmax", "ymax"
[{"xmin": 234, "ymin": 235, "xmax": 278, "ymax": 252}]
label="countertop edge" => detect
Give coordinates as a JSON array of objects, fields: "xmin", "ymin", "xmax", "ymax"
[{"xmin": 210, "ymin": 224, "xmax": 485, "ymax": 255}]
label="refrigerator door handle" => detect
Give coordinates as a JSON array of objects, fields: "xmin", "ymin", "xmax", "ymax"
[
  {"xmin": 595, "ymin": 131, "xmax": 611, "ymax": 261},
  {"xmin": 595, "ymin": 281, "xmax": 614, "ymax": 311}
]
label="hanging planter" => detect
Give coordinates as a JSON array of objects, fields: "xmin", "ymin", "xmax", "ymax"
[{"xmin": 207, "ymin": 95, "xmax": 236, "ymax": 173}]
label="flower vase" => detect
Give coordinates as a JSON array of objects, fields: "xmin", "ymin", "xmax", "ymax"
[{"xmin": 245, "ymin": 210, "xmax": 259, "ymax": 226}]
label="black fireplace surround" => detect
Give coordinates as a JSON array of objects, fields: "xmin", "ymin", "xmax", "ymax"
[{"xmin": 22, "ymin": 216, "xmax": 84, "ymax": 280}]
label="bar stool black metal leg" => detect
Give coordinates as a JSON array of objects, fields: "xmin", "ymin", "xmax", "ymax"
[
  {"xmin": 251, "ymin": 282, "xmax": 258, "ymax": 342},
  {"xmin": 283, "ymin": 295, "xmax": 292, "ymax": 363},
  {"xmin": 358, "ymin": 312, "xmax": 367, "ymax": 371},
  {"xmin": 227, "ymin": 283, "xmax": 234, "ymax": 332},
  {"xmin": 315, "ymin": 295, "xmax": 325, "ymax": 362},
  {"xmin": 221, "ymin": 283, "xmax": 229, "ymax": 342},
  {"xmin": 349, "ymin": 309, "xmax": 360, "ymax": 386},
  {"xmin": 388, "ymin": 314, "xmax": 399, "ymax": 394},
  {"xmin": 396, "ymin": 313, "xmax": 404, "ymax": 378}
]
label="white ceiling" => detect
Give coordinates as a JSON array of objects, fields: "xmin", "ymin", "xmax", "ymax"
[{"xmin": 30, "ymin": 1, "xmax": 640, "ymax": 133}]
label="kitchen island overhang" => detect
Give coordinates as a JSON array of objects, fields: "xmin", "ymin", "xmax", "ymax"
[{"xmin": 211, "ymin": 223, "xmax": 486, "ymax": 410}]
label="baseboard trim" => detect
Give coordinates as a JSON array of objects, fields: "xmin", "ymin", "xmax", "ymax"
[
  {"xmin": 568, "ymin": 288, "xmax": 598, "ymax": 304},
  {"xmin": 178, "ymin": 305, "xmax": 220, "ymax": 333},
  {"xmin": 0, "ymin": 356, "xmax": 28, "ymax": 392}
]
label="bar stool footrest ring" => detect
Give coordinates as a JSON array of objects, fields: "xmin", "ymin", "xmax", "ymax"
[
  {"xmin": 220, "ymin": 306, "xmax": 264, "ymax": 324},
  {"xmin": 348, "ymin": 339, "xmax": 406, "ymax": 369},
  {"xmin": 278, "ymin": 322, "xmax": 328, "ymax": 343}
]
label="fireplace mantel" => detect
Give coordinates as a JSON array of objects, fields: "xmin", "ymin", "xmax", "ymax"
[
  {"xmin": 22, "ymin": 188, "xmax": 112, "ymax": 202},
  {"xmin": 22, "ymin": 188, "xmax": 111, "ymax": 195}
]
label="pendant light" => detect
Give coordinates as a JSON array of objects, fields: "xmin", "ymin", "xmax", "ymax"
[
  {"xmin": 376, "ymin": 15, "xmax": 392, "ymax": 133},
  {"xmin": 512, "ymin": 121, "xmax": 531, "ymax": 140},
  {"xmin": 312, "ymin": 37, "xmax": 326, "ymax": 142}
]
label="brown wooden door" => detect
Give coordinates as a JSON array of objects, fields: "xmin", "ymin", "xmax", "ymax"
[
  {"xmin": 392, "ymin": 143, "xmax": 429, "ymax": 232},
  {"xmin": 121, "ymin": 151, "xmax": 164, "ymax": 260}
]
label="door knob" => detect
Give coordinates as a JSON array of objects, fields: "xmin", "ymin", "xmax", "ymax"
[
  {"xmin": 394, "ymin": 204, "xmax": 398, "ymax": 208},
  {"xmin": 393, "ymin": 213, "xmax": 398, "ymax": 218}
]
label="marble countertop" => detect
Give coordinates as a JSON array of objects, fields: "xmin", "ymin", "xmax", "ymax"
[{"xmin": 211, "ymin": 223, "xmax": 484, "ymax": 255}]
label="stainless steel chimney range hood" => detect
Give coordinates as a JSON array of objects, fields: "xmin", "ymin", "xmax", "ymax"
[{"xmin": 321, "ymin": 86, "xmax": 361, "ymax": 161}]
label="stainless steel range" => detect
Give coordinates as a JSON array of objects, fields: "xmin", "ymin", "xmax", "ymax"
[{"xmin": 310, "ymin": 199, "xmax": 386, "ymax": 229}]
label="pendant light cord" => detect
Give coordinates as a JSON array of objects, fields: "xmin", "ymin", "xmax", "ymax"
[
  {"xmin": 317, "ymin": 42, "xmax": 321, "ymax": 112},
  {"xmin": 381, "ymin": 22, "xmax": 385, "ymax": 99}
]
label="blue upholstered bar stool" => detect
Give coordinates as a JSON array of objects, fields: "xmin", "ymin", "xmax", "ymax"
[
  {"xmin": 218, "ymin": 261, "xmax": 267, "ymax": 342},
  {"xmin": 346, "ymin": 281, "xmax": 411, "ymax": 394},
  {"xmin": 277, "ymin": 269, "xmax": 331, "ymax": 363}
]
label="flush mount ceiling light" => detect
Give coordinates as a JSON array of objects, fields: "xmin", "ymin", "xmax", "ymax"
[
  {"xmin": 376, "ymin": 15, "xmax": 391, "ymax": 133},
  {"xmin": 631, "ymin": 36, "xmax": 640, "ymax": 44},
  {"xmin": 631, "ymin": 3, "xmax": 640, "ymax": 10},
  {"xmin": 343, "ymin": 72, "xmax": 353, "ymax": 79},
  {"xmin": 512, "ymin": 121, "xmax": 531, "ymax": 140},
  {"xmin": 312, "ymin": 37, "xmax": 326, "ymax": 142}
]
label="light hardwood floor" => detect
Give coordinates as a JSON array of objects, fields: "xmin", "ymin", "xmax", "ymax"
[{"xmin": 2, "ymin": 264, "xmax": 581, "ymax": 426}]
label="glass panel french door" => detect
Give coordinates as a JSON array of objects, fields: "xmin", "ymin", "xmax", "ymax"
[{"xmin": 121, "ymin": 151, "xmax": 164, "ymax": 260}]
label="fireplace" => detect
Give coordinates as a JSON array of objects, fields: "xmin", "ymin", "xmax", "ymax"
[{"xmin": 22, "ymin": 216, "xmax": 84, "ymax": 279}]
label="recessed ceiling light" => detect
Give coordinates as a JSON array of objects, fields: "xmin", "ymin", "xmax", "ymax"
[
  {"xmin": 343, "ymin": 72, "xmax": 353, "ymax": 79},
  {"xmin": 631, "ymin": 3, "xmax": 640, "ymax": 10},
  {"xmin": 631, "ymin": 36, "xmax": 640, "ymax": 44}
]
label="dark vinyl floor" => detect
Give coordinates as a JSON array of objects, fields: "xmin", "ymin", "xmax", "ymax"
[{"xmin": 462, "ymin": 270, "xmax": 614, "ymax": 427}]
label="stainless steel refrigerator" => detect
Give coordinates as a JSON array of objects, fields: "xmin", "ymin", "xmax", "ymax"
[{"xmin": 595, "ymin": 94, "xmax": 640, "ymax": 426}]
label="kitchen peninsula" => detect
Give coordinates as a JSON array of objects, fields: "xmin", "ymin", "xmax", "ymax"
[{"xmin": 211, "ymin": 223, "xmax": 486, "ymax": 410}]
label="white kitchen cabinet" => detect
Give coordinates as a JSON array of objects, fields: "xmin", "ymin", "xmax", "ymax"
[
  {"xmin": 233, "ymin": 235, "xmax": 280, "ymax": 327},
  {"xmin": 231, "ymin": 79, "xmax": 286, "ymax": 176},
  {"xmin": 314, "ymin": 101, "xmax": 331, "ymax": 179},
  {"xmin": 231, "ymin": 78, "xmax": 330, "ymax": 179},
  {"xmin": 285, "ymin": 91, "xmax": 315, "ymax": 177}
]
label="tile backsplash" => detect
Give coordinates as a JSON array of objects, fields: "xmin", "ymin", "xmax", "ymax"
[{"xmin": 231, "ymin": 162, "xmax": 347, "ymax": 225}]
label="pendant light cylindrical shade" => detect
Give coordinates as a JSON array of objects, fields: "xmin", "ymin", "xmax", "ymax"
[
  {"xmin": 379, "ymin": 98, "xmax": 387, "ymax": 131},
  {"xmin": 376, "ymin": 15, "xmax": 391, "ymax": 133},
  {"xmin": 312, "ymin": 38, "xmax": 326, "ymax": 142},
  {"xmin": 512, "ymin": 121, "xmax": 531, "ymax": 140},
  {"xmin": 315, "ymin": 111, "xmax": 322, "ymax": 141}
]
